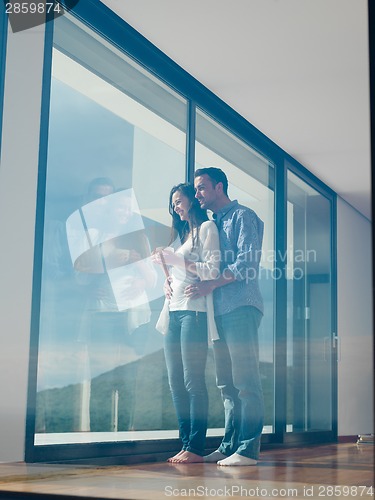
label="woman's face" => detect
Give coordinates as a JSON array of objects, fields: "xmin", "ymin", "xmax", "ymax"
[{"xmin": 171, "ymin": 190, "xmax": 191, "ymax": 222}]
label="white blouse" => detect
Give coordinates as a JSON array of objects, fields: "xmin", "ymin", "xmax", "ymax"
[
  {"xmin": 156, "ymin": 220, "xmax": 221, "ymax": 341},
  {"xmin": 169, "ymin": 220, "xmax": 220, "ymax": 311}
]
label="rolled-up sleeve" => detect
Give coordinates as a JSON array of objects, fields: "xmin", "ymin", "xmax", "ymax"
[{"xmin": 195, "ymin": 221, "xmax": 221, "ymax": 281}]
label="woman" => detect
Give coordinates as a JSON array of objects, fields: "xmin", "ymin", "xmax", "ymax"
[{"xmin": 154, "ymin": 183, "xmax": 220, "ymax": 463}]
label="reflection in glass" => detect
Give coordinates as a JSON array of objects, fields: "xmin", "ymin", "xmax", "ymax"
[
  {"xmin": 35, "ymin": 14, "xmax": 187, "ymax": 442},
  {"xmin": 286, "ymin": 170, "xmax": 333, "ymax": 432},
  {"xmin": 67, "ymin": 189, "xmax": 160, "ymax": 309}
]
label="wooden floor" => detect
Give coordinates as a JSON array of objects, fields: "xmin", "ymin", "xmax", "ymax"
[{"xmin": 0, "ymin": 443, "xmax": 373, "ymax": 499}]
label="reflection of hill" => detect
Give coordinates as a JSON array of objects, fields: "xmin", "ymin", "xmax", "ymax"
[{"xmin": 36, "ymin": 349, "xmax": 275, "ymax": 434}]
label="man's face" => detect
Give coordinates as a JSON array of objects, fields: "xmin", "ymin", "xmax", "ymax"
[
  {"xmin": 115, "ymin": 196, "xmax": 133, "ymax": 224},
  {"xmin": 194, "ymin": 174, "xmax": 219, "ymax": 211}
]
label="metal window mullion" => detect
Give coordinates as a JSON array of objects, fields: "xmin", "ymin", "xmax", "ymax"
[
  {"xmin": 24, "ymin": 17, "xmax": 55, "ymax": 463},
  {"xmin": 186, "ymin": 100, "xmax": 196, "ymax": 183},
  {"xmin": 274, "ymin": 156, "xmax": 288, "ymax": 441}
]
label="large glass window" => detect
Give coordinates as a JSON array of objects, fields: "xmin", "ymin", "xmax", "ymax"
[
  {"xmin": 195, "ymin": 109, "xmax": 275, "ymax": 434},
  {"xmin": 286, "ymin": 169, "xmax": 334, "ymax": 432},
  {"xmin": 35, "ymin": 14, "xmax": 188, "ymax": 445},
  {"xmin": 29, "ymin": 3, "xmax": 337, "ymax": 460}
]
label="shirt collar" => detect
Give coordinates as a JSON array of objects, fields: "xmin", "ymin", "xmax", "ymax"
[{"xmin": 214, "ymin": 200, "xmax": 238, "ymax": 224}]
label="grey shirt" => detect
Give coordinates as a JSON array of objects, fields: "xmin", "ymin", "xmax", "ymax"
[{"xmin": 213, "ymin": 200, "xmax": 264, "ymax": 316}]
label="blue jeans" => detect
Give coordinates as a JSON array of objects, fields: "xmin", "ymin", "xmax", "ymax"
[
  {"xmin": 164, "ymin": 311, "xmax": 208, "ymax": 456},
  {"xmin": 213, "ymin": 305, "xmax": 264, "ymax": 460}
]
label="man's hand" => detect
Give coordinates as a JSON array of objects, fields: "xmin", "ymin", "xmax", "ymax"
[{"xmin": 184, "ymin": 281, "xmax": 216, "ymax": 298}]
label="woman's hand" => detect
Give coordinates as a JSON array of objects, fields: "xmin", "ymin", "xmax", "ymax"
[
  {"xmin": 151, "ymin": 247, "xmax": 169, "ymax": 265},
  {"xmin": 159, "ymin": 248, "xmax": 182, "ymax": 266},
  {"xmin": 152, "ymin": 248, "xmax": 183, "ymax": 268},
  {"xmin": 164, "ymin": 276, "xmax": 173, "ymax": 299}
]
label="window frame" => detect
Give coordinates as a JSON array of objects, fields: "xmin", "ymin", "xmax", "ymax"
[
  {"xmin": 25, "ymin": 0, "xmax": 338, "ymax": 462},
  {"xmin": 0, "ymin": 2, "xmax": 9, "ymax": 155}
]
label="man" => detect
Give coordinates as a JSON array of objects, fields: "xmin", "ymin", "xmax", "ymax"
[{"xmin": 185, "ymin": 167, "xmax": 264, "ymax": 466}]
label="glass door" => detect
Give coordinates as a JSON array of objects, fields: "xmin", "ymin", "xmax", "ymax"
[
  {"xmin": 195, "ymin": 109, "xmax": 276, "ymax": 436},
  {"xmin": 32, "ymin": 13, "xmax": 188, "ymax": 450},
  {"xmin": 286, "ymin": 169, "xmax": 336, "ymax": 439}
]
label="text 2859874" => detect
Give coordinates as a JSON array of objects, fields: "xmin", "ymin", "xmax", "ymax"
[{"xmin": 5, "ymin": 2, "xmax": 63, "ymax": 14}]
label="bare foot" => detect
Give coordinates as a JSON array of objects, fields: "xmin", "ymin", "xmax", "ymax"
[
  {"xmin": 175, "ymin": 451, "xmax": 204, "ymax": 463},
  {"xmin": 167, "ymin": 450, "xmax": 185, "ymax": 462}
]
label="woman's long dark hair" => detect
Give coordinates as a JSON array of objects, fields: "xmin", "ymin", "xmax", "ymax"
[{"xmin": 168, "ymin": 183, "xmax": 208, "ymax": 249}]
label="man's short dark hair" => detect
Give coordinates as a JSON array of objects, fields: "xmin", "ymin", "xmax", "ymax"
[{"xmin": 194, "ymin": 167, "xmax": 228, "ymax": 196}]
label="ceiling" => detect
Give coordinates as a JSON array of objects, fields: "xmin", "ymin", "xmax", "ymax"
[{"xmin": 101, "ymin": 0, "xmax": 371, "ymax": 220}]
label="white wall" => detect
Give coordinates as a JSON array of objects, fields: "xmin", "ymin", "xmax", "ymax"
[
  {"xmin": 337, "ymin": 197, "xmax": 373, "ymax": 436},
  {"xmin": 0, "ymin": 22, "xmax": 45, "ymax": 462}
]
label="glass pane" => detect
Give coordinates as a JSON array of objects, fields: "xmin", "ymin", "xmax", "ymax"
[
  {"xmin": 195, "ymin": 109, "xmax": 275, "ymax": 434},
  {"xmin": 35, "ymin": 14, "xmax": 187, "ymax": 444},
  {"xmin": 286, "ymin": 169, "xmax": 333, "ymax": 432}
]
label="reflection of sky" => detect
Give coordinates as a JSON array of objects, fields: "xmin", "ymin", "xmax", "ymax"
[{"xmin": 46, "ymin": 80, "xmax": 134, "ymax": 217}]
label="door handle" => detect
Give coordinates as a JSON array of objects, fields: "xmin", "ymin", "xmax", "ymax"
[
  {"xmin": 333, "ymin": 334, "xmax": 341, "ymax": 361},
  {"xmin": 323, "ymin": 335, "xmax": 341, "ymax": 361}
]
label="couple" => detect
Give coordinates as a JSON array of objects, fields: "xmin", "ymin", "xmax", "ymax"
[{"xmin": 154, "ymin": 167, "xmax": 264, "ymax": 466}]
